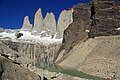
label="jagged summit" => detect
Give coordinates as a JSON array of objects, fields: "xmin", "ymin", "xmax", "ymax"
[
  {"xmin": 44, "ymin": 12, "xmax": 56, "ymax": 34},
  {"xmin": 33, "ymin": 8, "xmax": 44, "ymax": 32},
  {"xmin": 21, "ymin": 16, "xmax": 32, "ymax": 31},
  {"xmin": 20, "ymin": 8, "xmax": 73, "ymax": 39},
  {"xmin": 57, "ymin": 9, "xmax": 73, "ymax": 38}
]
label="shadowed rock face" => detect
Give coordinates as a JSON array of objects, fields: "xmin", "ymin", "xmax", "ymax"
[
  {"xmin": 21, "ymin": 16, "xmax": 32, "ymax": 31},
  {"xmin": 33, "ymin": 8, "xmax": 44, "ymax": 32},
  {"xmin": 44, "ymin": 12, "xmax": 56, "ymax": 34},
  {"xmin": 55, "ymin": 0, "xmax": 120, "ymax": 79},
  {"xmin": 89, "ymin": 0, "xmax": 120, "ymax": 37},
  {"xmin": 57, "ymin": 9, "xmax": 73, "ymax": 38},
  {"xmin": 56, "ymin": 4, "xmax": 91, "ymax": 57},
  {"xmin": 56, "ymin": 0, "xmax": 120, "ymax": 58}
]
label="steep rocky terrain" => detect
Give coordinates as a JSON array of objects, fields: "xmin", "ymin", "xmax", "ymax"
[
  {"xmin": 1, "ymin": 0, "xmax": 120, "ymax": 79},
  {"xmin": 89, "ymin": 0, "xmax": 120, "ymax": 37},
  {"xmin": 21, "ymin": 16, "xmax": 32, "ymax": 31},
  {"xmin": 0, "ymin": 39, "xmax": 61, "ymax": 69},
  {"xmin": 0, "ymin": 56, "xmax": 40, "ymax": 80},
  {"xmin": 0, "ymin": 41, "xmax": 88, "ymax": 80},
  {"xmin": 55, "ymin": 3, "xmax": 91, "ymax": 61},
  {"xmin": 57, "ymin": 35, "xmax": 120, "ymax": 79},
  {"xmin": 56, "ymin": 0, "xmax": 120, "ymax": 79},
  {"xmin": 57, "ymin": 9, "xmax": 73, "ymax": 38},
  {"xmin": 32, "ymin": 8, "xmax": 44, "ymax": 32},
  {"xmin": 44, "ymin": 12, "xmax": 56, "ymax": 34},
  {"xmin": 56, "ymin": 0, "xmax": 120, "ymax": 62}
]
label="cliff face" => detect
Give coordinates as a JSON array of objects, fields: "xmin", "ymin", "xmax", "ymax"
[
  {"xmin": 44, "ymin": 12, "xmax": 56, "ymax": 34},
  {"xmin": 56, "ymin": 0, "xmax": 120, "ymax": 60},
  {"xmin": 1, "ymin": 40, "xmax": 61, "ymax": 69},
  {"xmin": 56, "ymin": 0, "xmax": 120, "ymax": 79},
  {"xmin": 89, "ymin": 0, "xmax": 120, "ymax": 37},
  {"xmin": 33, "ymin": 8, "xmax": 44, "ymax": 32},
  {"xmin": 57, "ymin": 9, "xmax": 73, "ymax": 38},
  {"xmin": 21, "ymin": 16, "xmax": 32, "ymax": 31},
  {"xmin": 56, "ymin": 4, "xmax": 91, "ymax": 59}
]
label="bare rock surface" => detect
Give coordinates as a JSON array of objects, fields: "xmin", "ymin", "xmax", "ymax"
[
  {"xmin": 0, "ymin": 56, "xmax": 41, "ymax": 80},
  {"xmin": 56, "ymin": 0, "xmax": 120, "ymax": 79},
  {"xmin": 55, "ymin": 3, "xmax": 91, "ymax": 60},
  {"xmin": 57, "ymin": 9, "xmax": 73, "ymax": 38},
  {"xmin": 44, "ymin": 12, "xmax": 56, "ymax": 34},
  {"xmin": 21, "ymin": 16, "xmax": 32, "ymax": 31},
  {"xmin": 33, "ymin": 8, "xmax": 44, "ymax": 32},
  {"xmin": 89, "ymin": 0, "xmax": 120, "ymax": 37},
  {"xmin": 1, "ymin": 39, "xmax": 62, "ymax": 69},
  {"xmin": 56, "ymin": 0, "xmax": 120, "ymax": 62}
]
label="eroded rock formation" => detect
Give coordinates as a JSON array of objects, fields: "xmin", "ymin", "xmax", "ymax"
[
  {"xmin": 1, "ymin": 40, "xmax": 61, "ymax": 69},
  {"xmin": 56, "ymin": 0, "xmax": 120, "ymax": 79},
  {"xmin": 33, "ymin": 8, "xmax": 44, "ymax": 32},
  {"xmin": 89, "ymin": 0, "xmax": 120, "ymax": 37},
  {"xmin": 57, "ymin": 9, "xmax": 74, "ymax": 38},
  {"xmin": 21, "ymin": 16, "xmax": 32, "ymax": 31},
  {"xmin": 56, "ymin": 0, "xmax": 120, "ymax": 60},
  {"xmin": 55, "ymin": 4, "xmax": 91, "ymax": 60},
  {"xmin": 44, "ymin": 12, "xmax": 56, "ymax": 34}
]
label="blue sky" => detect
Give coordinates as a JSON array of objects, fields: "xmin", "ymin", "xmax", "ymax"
[{"xmin": 0, "ymin": 0, "xmax": 119, "ymax": 29}]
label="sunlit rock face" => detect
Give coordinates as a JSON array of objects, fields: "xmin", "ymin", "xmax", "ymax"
[
  {"xmin": 44, "ymin": 12, "xmax": 56, "ymax": 34},
  {"xmin": 21, "ymin": 16, "xmax": 32, "ymax": 31},
  {"xmin": 1, "ymin": 40, "xmax": 62, "ymax": 69},
  {"xmin": 32, "ymin": 8, "xmax": 44, "ymax": 32},
  {"xmin": 57, "ymin": 9, "xmax": 73, "ymax": 38}
]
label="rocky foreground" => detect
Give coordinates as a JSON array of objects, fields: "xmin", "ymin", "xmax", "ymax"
[{"xmin": 0, "ymin": 0, "xmax": 120, "ymax": 80}]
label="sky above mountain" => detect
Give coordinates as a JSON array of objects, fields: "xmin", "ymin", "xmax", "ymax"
[{"xmin": 0, "ymin": 0, "xmax": 120, "ymax": 29}]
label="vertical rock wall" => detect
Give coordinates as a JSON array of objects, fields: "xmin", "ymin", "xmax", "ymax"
[
  {"xmin": 1, "ymin": 40, "xmax": 62, "ymax": 69},
  {"xmin": 21, "ymin": 16, "xmax": 32, "ymax": 31}
]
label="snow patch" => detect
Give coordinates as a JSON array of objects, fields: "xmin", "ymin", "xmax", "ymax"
[{"xmin": 0, "ymin": 31, "xmax": 62, "ymax": 44}]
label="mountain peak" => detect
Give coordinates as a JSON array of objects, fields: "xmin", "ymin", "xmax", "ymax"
[{"xmin": 21, "ymin": 16, "xmax": 32, "ymax": 31}]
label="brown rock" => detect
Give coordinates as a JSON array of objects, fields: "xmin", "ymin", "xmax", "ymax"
[
  {"xmin": 56, "ymin": 0, "xmax": 120, "ymax": 61},
  {"xmin": 0, "ymin": 56, "xmax": 40, "ymax": 80},
  {"xmin": 55, "ymin": 4, "xmax": 91, "ymax": 60},
  {"xmin": 89, "ymin": 0, "xmax": 120, "ymax": 37}
]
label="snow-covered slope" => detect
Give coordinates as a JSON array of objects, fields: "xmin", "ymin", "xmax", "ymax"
[{"xmin": 0, "ymin": 30, "xmax": 62, "ymax": 44}]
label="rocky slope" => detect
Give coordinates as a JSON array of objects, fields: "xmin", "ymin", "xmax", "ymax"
[
  {"xmin": 57, "ymin": 35, "xmax": 120, "ymax": 79},
  {"xmin": 0, "ymin": 39, "xmax": 61, "ymax": 69},
  {"xmin": 55, "ymin": 3, "xmax": 91, "ymax": 61},
  {"xmin": 56, "ymin": 0, "xmax": 120, "ymax": 61},
  {"xmin": 0, "ymin": 56, "xmax": 40, "ymax": 80},
  {"xmin": 56, "ymin": 0, "xmax": 120, "ymax": 79},
  {"xmin": 0, "ymin": 40, "xmax": 88, "ymax": 80}
]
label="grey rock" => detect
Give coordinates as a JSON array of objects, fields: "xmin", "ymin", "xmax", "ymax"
[
  {"xmin": 44, "ymin": 12, "xmax": 56, "ymax": 34},
  {"xmin": 0, "ymin": 56, "xmax": 40, "ymax": 80},
  {"xmin": 33, "ymin": 8, "xmax": 44, "ymax": 32},
  {"xmin": 57, "ymin": 9, "xmax": 73, "ymax": 38},
  {"xmin": 1, "ymin": 40, "xmax": 62, "ymax": 69},
  {"xmin": 21, "ymin": 16, "xmax": 32, "ymax": 31}
]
